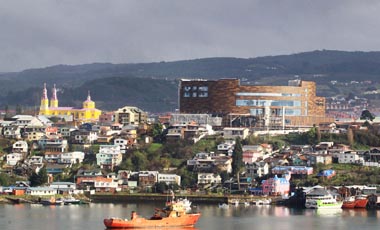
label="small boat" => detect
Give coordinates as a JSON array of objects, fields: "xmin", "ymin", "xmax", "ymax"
[
  {"xmin": 62, "ymin": 196, "xmax": 81, "ymax": 205},
  {"xmin": 218, "ymin": 203, "xmax": 229, "ymax": 209},
  {"xmin": 104, "ymin": 200, "xmax": 200, "ymax": 229},
  {"xmin": 244, "ymin": 202, "xmax": 250, "ymax": 207},
  {"xmin": 40, "ymin": 196, "xmax": 63, "ymax": 206}
]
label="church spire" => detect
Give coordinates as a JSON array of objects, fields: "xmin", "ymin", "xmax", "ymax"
[
  {"xmin": 50, "ymin": 84, "xmax": 59, "ymax": 108},
  {"xmin": 87, "ymin": 90, "xmax": 91, "ymax": 101},
  {"xmin": 51, "ymin": 84, "xmax": 57, "ymax": 100},
  {"xmin": 42, "ymin": 83, "xmax": 48, "ymax": 100}
]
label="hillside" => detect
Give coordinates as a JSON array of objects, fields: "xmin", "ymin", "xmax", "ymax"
[{"xmin": 1, "ymin": 50, "xmax": 380, "ymax": 112}]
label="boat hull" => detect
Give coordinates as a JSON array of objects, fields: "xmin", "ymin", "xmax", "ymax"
[
  {"xmin": 341, "ymin": 201, "xmax": 356, "ymax": 209},
  {"xmin": 355, "ymin": 199, "xmax": 368, "ymax": 208},
  {"xmin": 104, "ymin": 213, "xmax": 201, "ymax": 229}
]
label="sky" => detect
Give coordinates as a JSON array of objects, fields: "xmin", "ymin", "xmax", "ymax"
[{"xmin": 1, "ymin": 0, "xmax": 380, "ymax": 72}]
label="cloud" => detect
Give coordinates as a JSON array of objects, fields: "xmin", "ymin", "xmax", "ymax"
[{"xmin": 1, "ymin": 0, "xmax": 380, "ymax": 72}]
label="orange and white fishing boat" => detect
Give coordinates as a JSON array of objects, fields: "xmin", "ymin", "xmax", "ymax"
[
  {"xmin": 103, "ymin": 200, "xmax": 200, "ymax": 229},
  {"xmin": 341, "ymin": 195, "xmax": 368, "ymax": 209}
]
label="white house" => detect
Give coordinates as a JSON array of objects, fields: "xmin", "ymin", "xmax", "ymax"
[
  {"xmin": 44, "ymin": 152, "xmax": 62, "ymax": 163},
  {"xmin": 96, "ymin": 145, "xmax": 122, "ymax": 169},
  {"xmin": 49, "ymin": 182, "xmax": 77, "ymax": 194},
  {"xmin": 114, "ymin": 138, "xmax": 129, "ymax": 154},
  {"xmin": 333, "ymin": 151, "xmax": 362, "ymax": 164},
  {"xmin": 59, "ymin": 151, "xmax": 85, "ymax": 164},
  {"xmin": 6, "ymin": 153, "xmax": 23, "ymax": 166},
  {"xmin": 26, "ymin": 187, "xmax": 57, "ymax": 196},
  {"xmin": 25, "ymin": 156, "xmax": 44, "ymax": 167},
  {"xmin": 197, "ymin": 173, "xmax": 222, "ymax": 185},
  {"xmin": 12, "ymin": 140, "xmax": 28, "ymax": 154},
  {"xmin": 222, "ymin": 127, "xmax": 249, "ymax": 140},
  {"xmin": 94, "ymin": 178, "xmax": 119, "ymax": 192},
  {"xmin": 157, "ymin": 173, "xmax": 181, "ymax": 186}
]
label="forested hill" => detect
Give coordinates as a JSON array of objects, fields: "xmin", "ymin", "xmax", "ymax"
[{"xmin": 1, "ymin": 50, "xmax": 380, "ymax": 112}]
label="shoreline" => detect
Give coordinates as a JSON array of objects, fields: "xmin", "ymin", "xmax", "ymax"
[{"xmin": 88, "ymin": 193, "xmax": 280, "ymax": 204}]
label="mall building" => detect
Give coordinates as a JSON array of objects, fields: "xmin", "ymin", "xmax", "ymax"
[{"xmin": 179, "ymin": 78, "xmax": 333, "ymax": 128}]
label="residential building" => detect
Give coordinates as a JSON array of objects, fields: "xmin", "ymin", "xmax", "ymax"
[
  {"xmin": 272, "ymin": 166, "xmax": 313, "ymax": 176},
  {"xmin": 114, "ymin": 106, "xmax": 147, "ymax": 126},
  {"xmin": 26, "ymin": 187, "xmax": 57, "ymax": 196},
  {"xmin": 6, "ymin": 153, "xmax": 23, "ymax": 166},
  {"xmin": 12, "ymin": 140, "xmax": 28, "ymax": 154},
  {"xmin": 222, "ymin": 127, "xmax": 249, "ymax": 140},
  {"xmin": 262, "ymin": 174, "xmax": 291, "ymax": 195},
  {"xmin": 49, "ymin": 182, "xmax": 76, "ymax": 194},
  {"xmin": 96, "ymin": 145, "xmax": 122, "ymax": 170},
  {"xmin": 59, "ymin": 151, "xmax": 85, "ymax": 164},
  {"xmin": 69, "ymin": 129, "xmax": 98, "ymax": 144},
  {"xmin": 157, "ymin": 173, "xmax": 181, "ymax": 186},
  {"xmin": 197, "ymin": 173, "xmax": 222, "ymax": 185},
  {"xmin": 246, "ymin": 161, "xmax": 269, "ymax": 179}
]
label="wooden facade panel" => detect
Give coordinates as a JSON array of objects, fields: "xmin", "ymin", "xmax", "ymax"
[{"xmin": 179, "ymin": 79, "xmax": 331, "ymax": 127}]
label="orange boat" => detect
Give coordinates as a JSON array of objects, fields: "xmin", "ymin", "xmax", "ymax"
[
  {"xmin": 341, "ymin": 196, "xmax": 356, "ymax": 209},
  {"xmin": 341, "ymin": 195, "xmax": 368, "ymax": 209},
  {"xmin": 354, "ymin": 195, "xmax": 368, "ymax": 208},
  {"xmin": 103, "ymin": 201, "xmax": 200, "ymax": 229}
]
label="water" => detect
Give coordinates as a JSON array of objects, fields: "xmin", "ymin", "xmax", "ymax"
[{"xmin": 0, "ymin": 202, "xmax": 379, "ymax": 230}]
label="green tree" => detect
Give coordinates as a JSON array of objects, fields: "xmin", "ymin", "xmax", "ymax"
[
  {"xmin": 360, "ymin": 109, "xmax": 375, "ymax": 121},
  {"xmin": 29, "ymin": 167, "xmax": 48, "ymax": 186},
  {"xmin": 152, "ymin": 123, "xmax": 164, "ymax": 142},
  {"xmin": 131, "ymin": 151, "xmax": 148, "ymax": 171},
  {"xmin": 232, "ymin": 137, "xmax": 243, "ymax": 177}
]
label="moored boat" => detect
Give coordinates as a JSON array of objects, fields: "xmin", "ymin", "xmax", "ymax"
[
  {"xmin": 40, "ymin": 196, "xmax": 63, "ymax": 206},
  {"xmin": 341, "ymin": 195, "xmax": 368, "ymax": 209},
  {"xmin": 354, "ymin": 195, "xmax": 368, "ymax": 208},
  {"xmin": 104, "ymin": 200, "xmax": 200, "ymax": 229},
  {"xmin": 341, "ymin": 196, "xmax": 356, "ymax": 209},
  {"xmin": 62, "ymin": 196, "xmax": 82, "ymax": 205},
  {"xmin": 305, "ymin": 194, "xmax": 342, "ymax": 209}
]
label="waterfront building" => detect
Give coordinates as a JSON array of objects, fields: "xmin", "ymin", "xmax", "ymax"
[
  {"xmin": 157, "ymin": 173, "xmax": 181, "ymax": 186},
  {"xmin": 179, "ymin": 78, "xmax": 333, "ymax": 127},
  {"xmin": 39, "ymin": 84, "xmax": 101, "ymax": 123},
  {"xmin": 262, "ymin": 174, "xmax": 290, "ymax": 196}
]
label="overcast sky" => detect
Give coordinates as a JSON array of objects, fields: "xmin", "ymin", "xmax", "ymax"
[{"xmin": 1, "ymin": 0, "xmax": 380, "ymax": 72}]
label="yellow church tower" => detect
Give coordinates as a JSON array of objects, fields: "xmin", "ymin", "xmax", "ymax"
[
  {"xmin": 39, "ymin": 84, "xmax": 102, "ymax": 122},
  {"xmin": 40, "ymin": 83, "xmax": 49, "ymax": 115},
  {"xmin": 50, "ymin": 84, "xmax": 59, "ymax": 108}
]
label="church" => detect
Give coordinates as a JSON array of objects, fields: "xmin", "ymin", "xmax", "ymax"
[{"xmin": 39, "ymin": 83, "xmax": 102, "ymax": 123}]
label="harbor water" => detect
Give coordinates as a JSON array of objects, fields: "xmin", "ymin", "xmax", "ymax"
[{"xmin": 0, "ymin": 202, "xmax": 379, "ymax": 230}]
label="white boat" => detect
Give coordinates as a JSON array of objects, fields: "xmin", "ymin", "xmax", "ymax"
[
  {"xmin": 62, "ymin": 196, "xmax": 81, "ymax": 205},
  {"xmin": 305, "ymin": 194, "xmax": 342, "ymax": 209},
  {"xmin": 166, "ymin": 197, "xmax": 192, "ymax": 212},
  {"xmin": 244, "ymin": 202, "xmax": 250, "ymax": 207},
  {"xmin": 218, "ymin": 203, "xmax": 229, "ymax": 209}
]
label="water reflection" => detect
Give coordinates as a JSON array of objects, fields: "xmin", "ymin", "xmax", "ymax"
[{"xmin": 315, "ymin": 208, "xmax": 343, "ymax": 217}]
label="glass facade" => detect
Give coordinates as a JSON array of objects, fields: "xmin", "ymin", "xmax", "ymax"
[
  {"xmin": 236, "ymin": 99, "xmax": 301, "ymax": 107},
  {"xmin": 183, "ymin": 86, "xmax": 208, "ymax": 98},
  {"xmin": 236, "ymin": 92, "xmax": 301, "ymax": 97}
]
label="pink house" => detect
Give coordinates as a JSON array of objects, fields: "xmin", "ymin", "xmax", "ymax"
[{"xmin": 262, "ymin": 174, "xmax": 290, "ymax": 196}]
